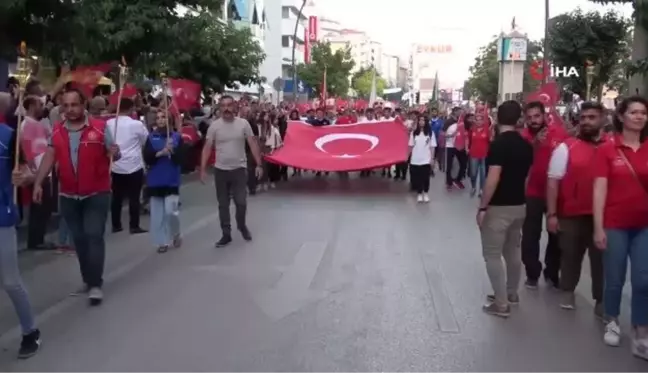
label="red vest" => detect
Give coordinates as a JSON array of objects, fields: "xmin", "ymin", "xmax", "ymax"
[
  {"xmin": 558, "ymin": 138, "xmax": 599, "ymax": 216},
  {"xmin": 51, "ymin": 118, "xmax": 111, "ymax": 196}
]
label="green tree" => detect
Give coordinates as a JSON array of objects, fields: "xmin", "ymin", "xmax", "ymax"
[
  {"xmin": 465, "ymin": 36, "xmax": 542, "ymax": 107},
  {"xmin": 1, "ymin": 1, "xmax": 266, "ymax": 91},
  {"xmin": 351, "ymin": 67, "xmax": 386, "ymax": 98},
  {"xmin": 588, "ymin": 0, "xmax": 648, "ymax": 95},
  {"xmin": 548, "ymin": 8, "xmax": 630, "ymax": 100},
  {"xmin": 296, "ymin": 41, "xmax": 355, "ymax": 98}
]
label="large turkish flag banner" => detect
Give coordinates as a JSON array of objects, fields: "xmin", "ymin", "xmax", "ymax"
[{"xmin": 265, "ymin": 121, "xmax": 409, "ymax": 171}]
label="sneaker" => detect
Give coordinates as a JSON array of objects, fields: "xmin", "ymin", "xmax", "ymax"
[
  {"xmin": 604, "ymin": 320, "xmax": 622, "ymax": 347},
  {"xmin": 470, "ymin": 188, "xmax": 476, "ymax": 197},
  {"xmin": 88, "ymin": 287, "xmax": 103, "ymax": 306},
  {"xmin": 559, "ymin": 292, "xmax": 576, "ymax": 310},
  {"xmin": 240, "ymin": 227, "xmax": 252, "ymax": 241},
  {"xmin": 17, "ymin": 329, "xmax": 41, "ymax": 359},
  {"xmin": 454, "ymin": 181, "xmax": 466, "ymax": 190},
  {"xmin": 416, "ymin": 194, "xmax": 423, "ymax": 202},
  {"xmin": 632, "ymin": 333, "xmax": 648, "ymax": 360},
  {"xmin": 215, "ymin": 235, "xmax": 232, "ymax": 248},
  {"xmin": 422, "ymin": 193, "xmax": 430, "ymax": 202},
  {"xmin": 172, "ymin": 234, "xmax": 182, "ymax": 248},
  {"xmin": 545, "ymin": 277, "xmax": 560, "ymax": 290},
  {"xmin": 482, "ymin": 302, "xmax": 511, "ymax": 318},
  {"xmin": 525, "ymin": 279, "xmax": 538, "ymax": 289},
  {"xmin": 130, "ymin": 227, "xmax": 148, "ymax": 234},
  {"xmin": 486, "ymin": 293, "xmax": 520, "ymax": 305},
  {"xmin": 70, "ymin": 284, "xmax": 89, "ymax": 296},
  {"xmin": 270, "ymin": 182, "xmax": 276, "ymax": 189}
]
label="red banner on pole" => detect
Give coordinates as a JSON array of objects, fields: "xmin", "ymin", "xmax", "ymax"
[
  {"xmin": 265, "ymin": 121, "xmax": 409, "ymax": 171},
  {"xmin": 304, "ymin": 27, "xmax": 311, "ymax": 64},
  {"xmin": 308, "ymin": 16, "xmax": 318, "ymax": 42}
]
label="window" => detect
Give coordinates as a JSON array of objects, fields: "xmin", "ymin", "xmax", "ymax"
[
  {"xmin": 282, "ymin": 7, "xmax": 290, "ymax": 19},
  {"xmin": 282, "ymin": 36, "xmax": 290, "ymax": 47}
]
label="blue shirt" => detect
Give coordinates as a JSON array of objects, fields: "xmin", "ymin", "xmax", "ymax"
[{"xmin": 430, "ymin": 117, "xmax": 443, "ymax": 139}]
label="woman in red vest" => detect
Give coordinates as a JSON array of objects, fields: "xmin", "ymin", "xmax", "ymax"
[
  {"xmin": 32, "ymin": 89, "xmax": 121, "ymax": 307},
  {"xmin": 592, "ymin": 96, "xmax": 648, "ymax": 359}
]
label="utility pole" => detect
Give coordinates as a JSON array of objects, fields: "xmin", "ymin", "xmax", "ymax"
[
  {"xmin": 291, "ymin": 0, "xmax": 307, "ymax": 101},
  {"xmin": 543, "ymin": 0, "xmax": 549, "ymax": 83}
]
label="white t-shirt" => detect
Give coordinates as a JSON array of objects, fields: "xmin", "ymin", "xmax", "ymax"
[
  {"xmin": 264, "ymin": 126, "xmax": 283, "ymax": 150},
  {"xmin": 547, "ymin": 142, "xmax": 569, "ymax": 179},
  {"xmin": 445, "ymin": 123, "xmax": 458, "ymax": 148},
  {"xmin": 359, "ymin": 118, "xmax": 378, "ymax": 123},
  {"xmin": 409, "ymin": 131, "xmax": 437, "ymax": 165},
  {"xmin": 106, "ymin": 116, "xmax": 149, "ymax": 174}
]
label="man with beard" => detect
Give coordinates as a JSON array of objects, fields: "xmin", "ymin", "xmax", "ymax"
[
  {"xmin": 200, "ymin": 95, "xmax": 263, "ymax": 247},
  {"xmin": 520, "ymin": 101, "xmax": 569, "ymax": 289},
  {"xmin": 546, "ymin": 102, "xmax": 605, "ymax": 315},
  {"xmin": 33, "ymin": 89, "xmax": 121, "ymax": 306}
]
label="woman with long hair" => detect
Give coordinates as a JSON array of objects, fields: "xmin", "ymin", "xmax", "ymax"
[
  {"xmin": 409, "ymin": 114, "xmax": 437, "ymax": 203},
  {"xmin": 592, "ymin": 96, "xmax": 648, "ymax": 359},
  {"xmin": 143, "ymin": 110, "xmax": 183, "ymax": 253}
]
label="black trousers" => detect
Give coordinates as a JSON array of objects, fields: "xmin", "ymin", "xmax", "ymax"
[
  {"xmin": 410, "ymin": 164, "xmax": 431, "ymax": 193},
  {"xmin": 27, "ymin": 177, "xmax": 53, "ymax": 248},
  {"xmin": 246, "ymin": 157, "xmax": 258, "ymax": 194},
  {"xmin": 214, "ymin": 168, "xmax": 247, "ymax": 236},
  {"xmin": 279, "ymin": 166, "xmax": 288, "ymax": 181},
  {"xmin": 110, "ymin": 169, "xmax": 144, "ymax": 230},
  {"xmin": 394, "ymin": 157, "xmax": 410, "ymax": 179},
  {"xmin": 445, "ymin": 148, "xmax": 467, "ymax": 186},
  {"xmin": 267, "ymin": 163, "xmax": 281, "ymax": 182},
  {"xmin": 521, "ymin": 197, "xmax": 561, "ymax": 283}
]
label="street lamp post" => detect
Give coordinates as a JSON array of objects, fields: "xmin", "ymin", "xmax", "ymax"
[
  {"xmin": 543, "ymin": 0, "xmax": 549, "ymax": 83},
  {"xmin": 291, "ymin": 0, "xmax": 307, "ymax": 101},
  {"xmin": 585, "ymin": 60, "xmax": 594, "ymax": 101}
]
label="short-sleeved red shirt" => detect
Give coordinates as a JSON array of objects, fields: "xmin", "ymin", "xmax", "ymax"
[
  {"xmin": 469, "ymin": 126, "xmax": 490, "ymax": 158},
  {"xmin": 593, "ymin": 134, "xmax": 648, "ymax": 229}
]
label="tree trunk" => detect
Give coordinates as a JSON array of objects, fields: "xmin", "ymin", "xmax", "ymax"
[{"xmin": 629, "ymin": 17, "xmax": 648, "ymax": 96}]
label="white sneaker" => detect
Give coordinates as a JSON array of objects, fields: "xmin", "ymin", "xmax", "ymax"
[
  {"xmin": 270, "ymin": 183, "xmax": 276, "ymax": 189},
  {"xmin": 632, "ymin": 333, "xmax": 648, "ymax": 360},
  {"xmin": 416, "ymin": 194, "xmax": 423, "ymax": 202},
  {"xmin": 422, "ymin": 193, "xmax": 430, "ymax": 202},
  {"xmin": 88, "ymin": 287, "xmax": 103, "ymax": 306},
  {"xmin": 263, "ymin": 184, "xmax": 269, "ymax": 191},
  {"xmin": 604, "ymin": 320, "xmax": 622, "ymax": 347}
]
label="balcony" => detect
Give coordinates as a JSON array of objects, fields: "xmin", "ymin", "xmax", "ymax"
[{"xmin": 282, "ymin": 45, "xmax": 305, "ymax": 65}]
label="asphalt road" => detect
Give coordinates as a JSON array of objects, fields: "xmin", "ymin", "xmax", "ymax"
[{"xmin": 0, "ymin": 175, "xmax": 645, "ymax": 371}]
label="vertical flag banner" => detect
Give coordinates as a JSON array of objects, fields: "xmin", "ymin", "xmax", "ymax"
[
  {"xmin": 304, "ymin": 27, "xmax": 311, "ymax": 64},
  {"xmin": 308, "ymin": 16, "xmax": 318, "ymax": 42}
]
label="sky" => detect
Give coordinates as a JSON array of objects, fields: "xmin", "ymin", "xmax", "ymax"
[{"xmin": 316, "ymin": 0, "xmax": 634, "ymax": 89}]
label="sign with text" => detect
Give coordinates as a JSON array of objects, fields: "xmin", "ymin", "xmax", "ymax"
[
  {"xmin": 308, "ymin": 16, "xmax": 318, "ymax": 42},
  {"xmin": 529, "ymin": 61, "xmax": 582, "ymax": 81},
  {"xmin": 497, "ymin": 37, "xmax": 527, "ymax": 61},
  {"xmin": 415, "ymin": 44, "xmax": 453, "ymax": 54}
]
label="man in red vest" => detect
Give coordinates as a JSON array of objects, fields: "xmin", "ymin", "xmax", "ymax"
[
  {"xmin": 546, "ymin": 101, "xmax": 605, "ymax": 315},
  {"xmin": 520, "ymin": 101, "xmax": 569, "ymax": 289},
  {"xmin": 32, "ymin": 89, "xmax": 120, "ymax": 306}
]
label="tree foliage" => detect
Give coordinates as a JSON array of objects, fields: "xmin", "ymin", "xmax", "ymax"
[
  {"xmin": 465, "ymin": 36, "xmax": 542, "ymax": 107},
  {"xmin": 548, "ymin": 8, "xmax": 631, "ymax": 98},
  {"xmin": 296, "ymin": 42, "xmax": 355, "ymax": 98},
  {"xmin": 351, "ymin": 67, "xmax": 386, "ymax": 98},
  {"xmin": 0, "ymin": 0, "xmax": 265, "ymax": 90}
]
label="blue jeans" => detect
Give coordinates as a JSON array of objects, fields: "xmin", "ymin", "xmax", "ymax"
[
  {"xmin": 0, "ymin": 227, "xmax": 36, "ymax": 334},
  {"xmin": 59, "ymin": 193, "xmax": 110, "ymax": 288},
  {"xmin": 604, "ymin": 228, "xmax": 648, "ymax": 325},
  {"xmin": 58, "ymin": 217, "xmax": 72, "ymax": 247},
  {"xmin": 470, "ymin": 157, "xmax": 486, "ymax": 191},
  {"xmin": 149, "ymin": 195, "xmax": 180, "ymax": 247}
]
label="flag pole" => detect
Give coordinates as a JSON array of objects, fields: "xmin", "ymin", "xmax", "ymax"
[
  {"xmin": 12, "ymin": 42, "xmax": 32, "ymax": 203},
  {"xmin": 113, "ymin": 56, "xmax": 128, "ymax": 139}
]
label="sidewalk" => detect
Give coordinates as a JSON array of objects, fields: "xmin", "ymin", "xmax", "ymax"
[{"xmin": 0, "ymin": 175, "xmax": 209, "ymax": 337}]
